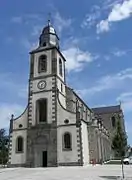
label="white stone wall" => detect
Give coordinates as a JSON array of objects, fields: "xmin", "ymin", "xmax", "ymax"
[
  {"xmin": 56, "ymin": 51, "xmax": 66, "ymax": 108},
  {"xmin": 32, "ymin": 77, "xmax": 53, "ymax": 93},
  {"xmin": 57, "ymin": 79, "xmax": 66, "ymax": 108},
  {"xmin": 57, "ymin": 92, "xmax": 76, "ymax": 125},
  {"xmin": 57, "ymin": 126, "xmax": 78, "ymax": 163},
  {"xmin": 10, "ymin": 130, "xmax": 27, "ymax": 165},
  {"xmin": 30, "ymin": 74, "xmax": 53, "ymax": 125},
  {"xmin": 10, "ymin": 108, "xmax": 28, "ymax": 165},
  {"xmin": 81, "ymin": 121, "xmax": 89, "ymax": 165},
  {"xmin": 13, "ymin": 107, "xmax": 28, "ymax": 129},
  {"xmin": 56, "ymin": 53, "xmax": 65, "ymax": 82},
  {"xmin": 57, "ymin": 92, "xmax": 78, "ymax": 163}
]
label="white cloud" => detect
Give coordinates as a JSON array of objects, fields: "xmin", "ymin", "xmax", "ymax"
[
  {"xmin": 108, "ymin": 0, "xmax": 132, "ymax": 22},
  {"xmin": 113, "ymin": 50, "xmax": 127, "ymax": 57},
  {"xmin": 31, "ymin": 25, "xmax": 42, "ymax": 36},
  {"xmin": 96, "ymin": 20, "xmax": 110, "ymax": 34},
  {"xmin": 112, "ymin": 49, "xmax": 132, "ymax": 57},
  {"xmin": 0, "ymin": 103, "xmax": 24, "ymax": 129},
  {"xmin": 82, "ymin": 1, "xmax": 122, "ymax": 30},
  {"xmin": 11, "ymin": 16, "xmax": 22, "ymax": 23},
  {"xmin": 81, "ymin": 5, "xmax": 101, "ymax": 29},
  {"xmin": 77, "ymin": 68, "xmax": 132, "ymax": 97},
  {"xmin": 62, "ymin": 47, "xmax": 94, "ymax": 72},
  {"xmin": 62, "ymin": 36, "xmax": 99, "ymax": 73},
  {"xmin": 103, "ymin": 0, "xmax": 123, "ymax": 10},
  {"xmin": 21, "ymin": 38, "xmax": 38, "ymax": 50},
  {"xmin": 54, "ymin": 12, "xmax": 72, "ymax": 34},
  {"xmin": 104, "ymin": 55, "xmax": 110, "ymax": 61},
  {"xmin": 97, "ymin": 0, "xmax": 132, "ymax": 33}
]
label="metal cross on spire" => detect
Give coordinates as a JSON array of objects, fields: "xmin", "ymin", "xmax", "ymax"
[{"xmin": 48, "ymin": 13, "xmax": 51, "ymax": 26}]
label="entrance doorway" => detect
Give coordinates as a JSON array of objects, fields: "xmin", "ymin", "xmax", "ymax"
[{"xmin": 42, "ymin": 151, "xmax": 47, "ymax": 167}]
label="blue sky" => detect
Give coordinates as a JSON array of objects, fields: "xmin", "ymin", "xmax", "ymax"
[{"xmin": 0, "ymin": 0, "xmax": 132, "ymax": 145}]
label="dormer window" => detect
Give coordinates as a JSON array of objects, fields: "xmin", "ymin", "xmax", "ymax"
[
  {"xmin": 38, "ymin": 55, "xmax": 47, "ymax": 73},
  {"xmin": 59, "ymin": 58, "xmax": 62, "ymax": 76}
]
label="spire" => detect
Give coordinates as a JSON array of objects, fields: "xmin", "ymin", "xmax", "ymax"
[{"xmin": 47, "ymin": 13, "xmax": 51, "ymax": 26}]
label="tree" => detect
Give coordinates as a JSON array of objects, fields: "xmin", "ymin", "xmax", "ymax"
[
  {"xmin": 0, "ymin": 129, "xmax": 9, "ymax": 166},
  {"xmin": 112, "ymin": 118, "xmax": 127, "ymax": 179}
]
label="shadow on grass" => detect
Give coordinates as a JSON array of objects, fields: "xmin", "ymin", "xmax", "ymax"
[{"xmin": 100, "ymin": 176, "xmax": 120, "ymax": 179}]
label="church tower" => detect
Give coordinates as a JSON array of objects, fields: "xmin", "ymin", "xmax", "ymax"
[
  {"xmin": 9, "ymin": 19, "xmax": 93, "ymax": 168},
  {"xmin": 26, "ymin": 20, "xmax": 66, "ymax": 167}
]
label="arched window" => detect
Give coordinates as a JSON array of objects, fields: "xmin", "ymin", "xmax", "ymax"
[
  {"xmin": 59, "ymin": 58, "xmax": 62, "ymax": 76},
  {"xmin": 61, "ymin": 83, "xmax": 63, "ymax": 92},
  {"xmin": 16, "ymin": 136, "xmax": 23, "ymax": 153},
  {"xmin": 63, "ymin": 132, "xmax": 72, "ymax": 150},
  {"xmin": 85, "ymin": 109, "xmax": 87, "ymax": 120},
  {"xmin": 43, "ymin": 42, "xmax": 46, "ymax": 47},
  {"xmin": 111, "ymin": 116, "xmax": 116, "ymax": 127},
  {"xmin": 38, "ymin": 55, "xmax": 47, "ymax": 73},
  {"xmin": 36, "ymin": 99, "xmax": 47, "ymax": 123},
  {"xmin": 81, "ymin": 104, "xmax": 84, "ymax": 119}
]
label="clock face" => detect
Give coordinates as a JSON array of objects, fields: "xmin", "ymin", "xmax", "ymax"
[{"xmin": 37, "ymin": 80, "xmax": 46, "ymax": 90}]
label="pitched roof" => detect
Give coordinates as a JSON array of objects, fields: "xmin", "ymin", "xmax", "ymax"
[{"xmin": 92, "ymin": 105, "xmax": 121, "ymax": 115}]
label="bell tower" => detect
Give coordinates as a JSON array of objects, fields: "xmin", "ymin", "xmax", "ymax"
[{"xmin": 26, "ymin": 20, "xmax": 66, "ymax": 167}]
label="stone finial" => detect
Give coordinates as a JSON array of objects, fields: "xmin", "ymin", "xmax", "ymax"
[{"xmin": 11, "ymin": 114, "xmax": 14, "ymax": 120}]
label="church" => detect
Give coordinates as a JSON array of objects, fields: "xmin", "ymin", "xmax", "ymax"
[{"xmin": 8, "ymin": 20, "xmax": 126, "ymax": 167}]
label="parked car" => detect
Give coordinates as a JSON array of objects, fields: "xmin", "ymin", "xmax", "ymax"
[{"xmin": 123, "ymin": 156, "xmax": 132, "ymax": 164}]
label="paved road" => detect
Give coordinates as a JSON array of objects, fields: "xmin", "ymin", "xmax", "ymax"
[{"xmin": 0, "ymin": 165, "xmax": 132, "ymax": 180}]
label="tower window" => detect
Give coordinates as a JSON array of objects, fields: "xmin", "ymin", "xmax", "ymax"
[
  {"xmin": 111, "ymin": 116, "xmax": 116, "ymax": 127},
  {"xmin": 61, "ymin": 83, "xmax": 63, "ymax": 92},
  {"xmin": 63, "ymin": 132, "xmax": 72, "ymax": 150},
  {"xmin": 43, "ymin": 42, "xmax": 46, "ymax": 47},
  {"xmin": 85, "ymin": 109, "xmax": 87, "ymax": 120},
  {"xmin": 36, "ymin": 99, "xmax": 47, "ymax": 123},
  {"xmin": 59, "ymin": 58, "xmax": 62, "ymax": 76},
  {"xmin": 30, "ymin": 57, "xmax": 34, "ymax": 77},
  {"xmin": 38, "ymin": 55, "xmax": 47, "ymax": 73},
  {"xmin": 16, "ymin": 136, "xmax": 23, "ymax": 153}
]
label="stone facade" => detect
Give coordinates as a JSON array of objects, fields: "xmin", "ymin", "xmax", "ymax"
[{"xmin": 8, "ymin": 21, "xmax": 126, "ymax": 167}]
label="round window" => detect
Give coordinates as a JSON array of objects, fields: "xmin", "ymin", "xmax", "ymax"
[
  {"xmin": 64, "ymin": 119, "xmax": 69, "ymax": 124},
  {"xmin": 19, "ymin": 124, "xmax": 23, "ymax": 128}
]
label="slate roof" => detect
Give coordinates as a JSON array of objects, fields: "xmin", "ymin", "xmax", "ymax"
[{"xmin": 92, "ymin": 105, "xmax": 121, "ymax": 115}]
